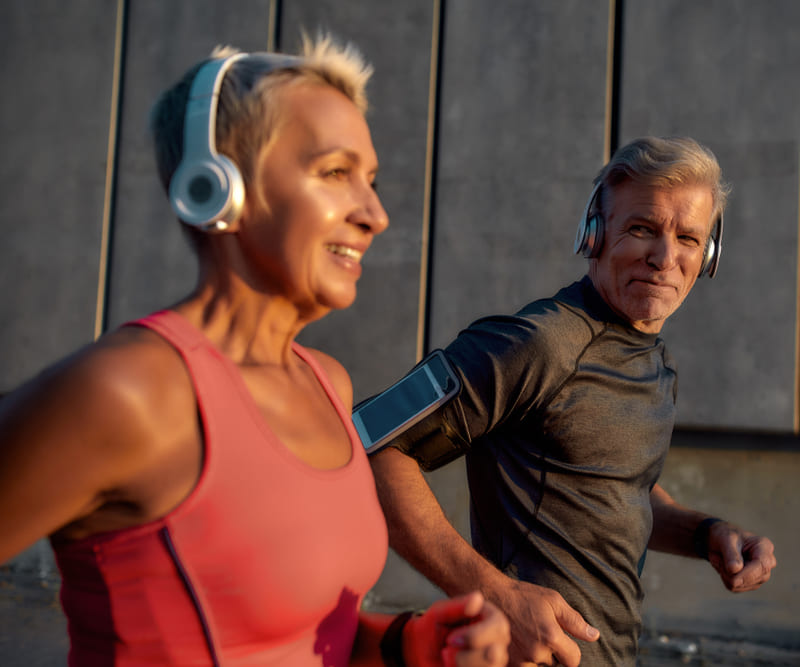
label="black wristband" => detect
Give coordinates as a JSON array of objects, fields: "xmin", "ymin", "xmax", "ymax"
[
  {"xmin": 693, "ymin": 517, "xmax": 724, "ymax": 560},
  {"xmin": 380, "ymin": 611, "xmax": 417, "ymax": 667}
]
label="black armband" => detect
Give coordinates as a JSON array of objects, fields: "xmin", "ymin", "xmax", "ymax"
[
  {"xmin": 354, "ymin": 350, "xmax": 468, "ymax": 471},
  {"xmin": 389, "ymin": 407, "xmax": 471, "ymax": 472},
  {"xmin": 692, "ymin": 517, "xmax": 724, "ymax": 560}
]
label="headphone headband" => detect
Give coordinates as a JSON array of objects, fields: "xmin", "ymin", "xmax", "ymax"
[{"xmin": 168, "ymin": 52, "xmax": 303, "ymax": 232}]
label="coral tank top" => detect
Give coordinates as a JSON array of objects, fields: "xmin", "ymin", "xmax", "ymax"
[{"xmin": 51, "ymin": 310, "xmax": 388, "ymax": 666}]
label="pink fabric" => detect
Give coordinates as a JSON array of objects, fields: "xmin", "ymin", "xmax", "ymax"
[{"xmin": 53, "ymin": 310, "xmax": 388, "ymax": 665}]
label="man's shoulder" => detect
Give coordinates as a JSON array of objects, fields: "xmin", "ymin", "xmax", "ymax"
[
  {"xmin": 447, "ymin": 280, "xmax": 603, "ymax": 366},
  {"xmin": 451, "ymin": 299, "xmax": 593, "ymax": 374},
  {"xmin": 514, "ymin": 281, "xmax": 603, "ymax": 345}
]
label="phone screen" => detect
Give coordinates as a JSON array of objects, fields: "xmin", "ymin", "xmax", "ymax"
[
  {"xmin": 357, "ymin": 365, "xmax": 440, "ymax": 445},
  {"xmin": 353, "ymin": 351, "xmax": 459, "ymax": 452}
]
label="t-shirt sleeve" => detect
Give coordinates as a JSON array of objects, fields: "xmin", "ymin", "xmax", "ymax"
[{"xmin": 441, "ymin": 308, "xmax": 590, "ymax": 444}]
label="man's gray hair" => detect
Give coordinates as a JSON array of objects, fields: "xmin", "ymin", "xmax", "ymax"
[{"xmin": 594, "ymin": 136, "xmax": 731, "ymax": 224}]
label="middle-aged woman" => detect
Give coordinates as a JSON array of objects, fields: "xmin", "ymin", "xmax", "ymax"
[{"xmin": 0, "ymin": 35, "xmax": 510, "ymax": 666}]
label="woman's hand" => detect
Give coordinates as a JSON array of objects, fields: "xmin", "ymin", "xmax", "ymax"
[{"xmin": 404, "ymin": 592, "xmax": 510, "ymax": 667}]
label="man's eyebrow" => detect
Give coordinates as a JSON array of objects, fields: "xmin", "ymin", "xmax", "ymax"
[
  {"xmin": 624, "ymin": 211, "xmax": 659, "ymax": 224},
  {"xmin": 625, "ymin": 211, "xmax": 708, "ymax": 234}
]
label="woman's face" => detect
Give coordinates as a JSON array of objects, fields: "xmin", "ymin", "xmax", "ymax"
[{"xmin": 238, "ymin": 82, "xmax": 388, "ymax": 317}]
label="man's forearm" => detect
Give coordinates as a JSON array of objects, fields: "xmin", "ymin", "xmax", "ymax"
[
  {"xmin": 369, "ymin": 446, "xmax": 507, "ymax": 597},
  {"xmin": 648, "ymin": 483, "xmax": 714, "ymax": 557},
  {"xmin": 370, "ymin": 447, "xmax": 602, "ymax": 667}
]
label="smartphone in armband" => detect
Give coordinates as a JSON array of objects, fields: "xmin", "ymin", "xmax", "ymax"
[{"xmin": 352, "ymin": 349, "xmax": 461, "ymax": 455}]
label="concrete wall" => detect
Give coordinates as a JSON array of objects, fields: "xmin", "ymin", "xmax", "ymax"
[{"xmin": 1, "ymin": 0, "xmax": 798, "ymax": 661}]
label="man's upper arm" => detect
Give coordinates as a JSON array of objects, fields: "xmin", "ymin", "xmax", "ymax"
[{"xmin": 441, "ymin": 312, "xmax": 576, "ymax": 442}]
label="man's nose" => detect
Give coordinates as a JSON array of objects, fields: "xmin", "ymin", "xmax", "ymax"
[{"xmin": 646, "ymin": 236, "xmax": 679, "ymax": 270}]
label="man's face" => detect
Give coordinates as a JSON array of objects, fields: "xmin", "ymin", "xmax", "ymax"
[{"xmin": 588, "ymin": 180, "xmax": 714, "ymax": 333}]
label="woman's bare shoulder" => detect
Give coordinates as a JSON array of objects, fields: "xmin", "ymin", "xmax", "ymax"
[
  {"xmin": 0, "ymin": 325, "xmax": 197, "ymax": 556},
  {"xmin": 302, "ymin": 348, "xmax": 353, "ymax": 410},
  {"xmin": 5, "ymin": 324, "xmax": 195, "ymax": 468}
]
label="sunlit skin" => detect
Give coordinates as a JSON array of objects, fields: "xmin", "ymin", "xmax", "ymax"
[
  {"xmin": 588, "ymin": 180, "xmax": 715, "ymax": 333},
  {"xmin": 0, "ymin": 63, "xmax": 512, "ymax": 667},
  {"xmin": 235, "ymin": 83, "xmax": 389, "ymax": 322}
]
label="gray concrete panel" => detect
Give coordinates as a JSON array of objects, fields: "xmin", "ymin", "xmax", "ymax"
[
  {"xmin": 642, "ymin": 436, "xmax": 800, "ymax": 648},
  {"xmin": 284, "ymin": 2, "xmax": 436, "ymax": 400},
  {"xmin": 429, "ymin": 1, "xmax": 611, "ymax": 349},
  {"xmin": 0, "ymin": 1, "xmax": 118, "ymax": 389},
  {"xmin": 106, "ymin": 0, "xmax": 278, "ymax": 329},
  {"xmin": 0, "ymin": 1, "xmax": 119, "ymax": 650},
  {"xmin": 620, "ymin": 1, "xmax": 800, "ymax": 431}
]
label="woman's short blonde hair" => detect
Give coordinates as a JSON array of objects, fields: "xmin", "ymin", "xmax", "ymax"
[{"xmin": 150, "ymin": 33, "xmax": 373, "ymax": 198}]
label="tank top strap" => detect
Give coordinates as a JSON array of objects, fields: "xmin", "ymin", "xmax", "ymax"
[
  {"xmin": 290, "ymin": 342, "xmax": 353, "ymax": 431},
  {"xmin": 128, "ymin": 310, "xmax": 210, "ymax": 352}
]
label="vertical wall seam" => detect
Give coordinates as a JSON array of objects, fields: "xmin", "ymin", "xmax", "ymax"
[
  {"xmin": 267, "ymin": 0, "xmax": 281, "ymax": 51},
  {"xmin": 606, "ymin": 0, "xmax": 623, "ymax": 161},
  {"xmin": 416, "ymin": 0, "xmax": 444, "ymax": 361},
  {"xmin": 795, "ymin": 145, "xmax": 800, "ymax": 433},
  {"xmin": 94, "ymin": 0, "xmax": 128, "ymax": 339}
]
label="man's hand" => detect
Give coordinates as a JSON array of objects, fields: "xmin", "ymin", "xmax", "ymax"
[
  {"xmin": 707, "ymin": 522, "xmax": 776, "ymax": 592},
  {"xmin": 488, "ymin": 578, "xmax": 599, "ymax": 667}
]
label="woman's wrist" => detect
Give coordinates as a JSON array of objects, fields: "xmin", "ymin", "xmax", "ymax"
[{"xmin": 380, "ymin": 610, "xmax": 421, "ymax": 667}]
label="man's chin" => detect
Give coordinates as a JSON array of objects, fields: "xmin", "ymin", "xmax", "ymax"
[{"xmin": 621, "ymin": 302, "xmax": 674, "ymax": 333}]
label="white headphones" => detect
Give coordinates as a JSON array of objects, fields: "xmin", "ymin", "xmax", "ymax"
[
  {"xmin": 168, "ymin": 52, "xmax": 301, "ymax": 232},
  {"xmin": 169, "ymin": 53, "xmax": 247, "ymax": 232},
  {"xmin": 574, "ymin": 182, "xmax": 723, "ymax": 278}
]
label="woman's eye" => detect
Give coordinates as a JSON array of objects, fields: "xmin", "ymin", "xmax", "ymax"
[{"xmin": 324, "ymin": 167, "xmax": 348, "ymax": 179}]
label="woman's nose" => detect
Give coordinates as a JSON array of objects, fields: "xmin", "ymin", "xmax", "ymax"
[{"xmin": 354, "ymin": 184, "xmax": 389, "ymax": 235}]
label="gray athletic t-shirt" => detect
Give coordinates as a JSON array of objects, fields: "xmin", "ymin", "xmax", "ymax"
[{"xmin": 442, "ymin": 277, "xmax": 677, "ymax": 665}]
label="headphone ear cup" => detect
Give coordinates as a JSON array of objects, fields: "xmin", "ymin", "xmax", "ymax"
[
  {"xmin": 574, "ymin": 213, "xmax": 604, "ymax": 258},
  {"xmin": 169, "ymin": 153, "xmax": 245, "ymax": 232},
  {"xmin": 699, "ymin": 214, "xmax": 723, "ymax": 278},
  {"xmin": 700, "ymin": 238, "xmax": 714, "ymax": 276},
  {"xmin": 586, "ymin": 215, "xmax": 604, "ymax": 258},
  {"xmin": 574, "ymin": 183, "xmax": 604, "ymax": 258},
  {"xmin": 699, "ymin": 236, "xmax": 716, "ymax": 278}
]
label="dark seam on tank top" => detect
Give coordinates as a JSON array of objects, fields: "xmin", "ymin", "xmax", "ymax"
[{"xmin": 161, "ymin": 527, "xmax": 221, "ymax": 667}]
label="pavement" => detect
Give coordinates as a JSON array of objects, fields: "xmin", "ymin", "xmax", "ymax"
[
  {"xmin": 0, "ymin": 568, "xmax": 68, "ymax": 666},
  {"xmin": 2, "ymin": 566, "xmax": 798, "ymax": 667}
]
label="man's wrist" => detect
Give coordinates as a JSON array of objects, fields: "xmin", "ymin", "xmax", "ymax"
[{"xmin": 692, "ymin": 517, "xmax": 724, "ymax": 560}]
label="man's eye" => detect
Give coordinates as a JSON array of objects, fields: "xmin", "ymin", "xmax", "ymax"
[
  {"xmin": 629, "ymin": 225, "xmax": 652, "ymax": 237},
  {"xmin": 324, "ymin": 167, "xmax": 348, "ymax": 179}
]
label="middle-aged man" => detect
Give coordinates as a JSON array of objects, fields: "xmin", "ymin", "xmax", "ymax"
[{"xmin": 368, "ymin": 137, "xmax": 777, "ymax": 667}]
